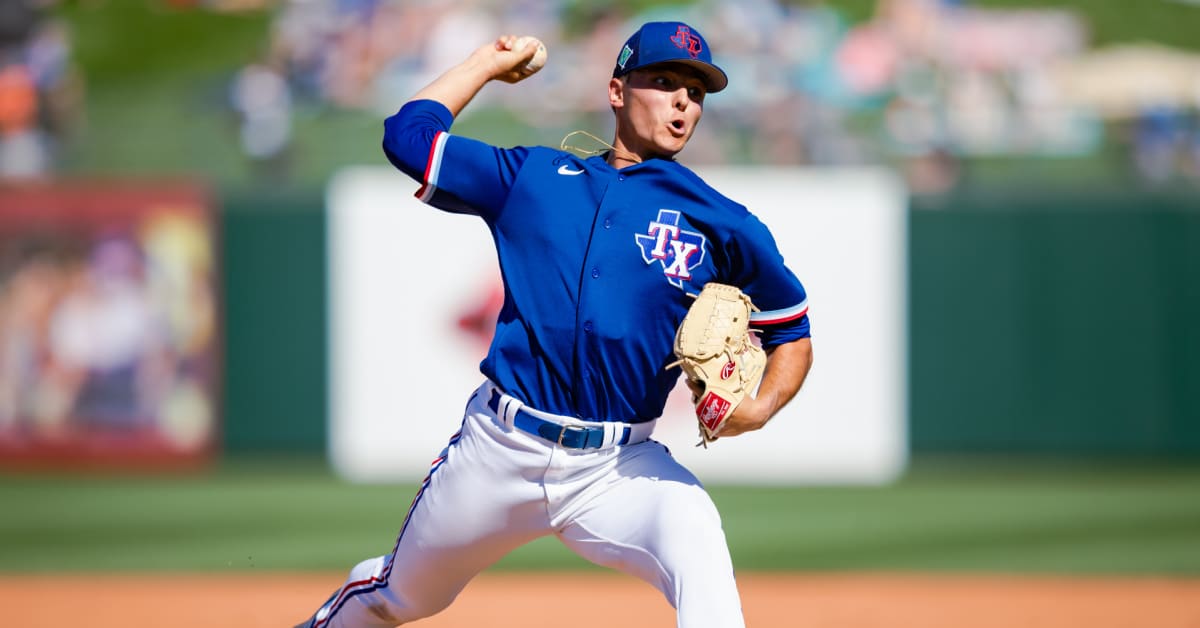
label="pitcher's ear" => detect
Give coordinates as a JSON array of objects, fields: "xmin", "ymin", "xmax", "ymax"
[{"xmin": 608, "ymin": 77, "xmax": 625, "ymax": 109}]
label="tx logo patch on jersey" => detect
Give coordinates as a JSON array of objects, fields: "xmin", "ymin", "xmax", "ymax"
[{"xmin": 635, "ymin": 209, "xmax": 706, "ymax": 289}]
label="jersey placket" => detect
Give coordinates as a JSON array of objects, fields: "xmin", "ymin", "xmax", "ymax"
[{"xmin": 570, "ymin": 171, "xmax": 627, "ymax": 420}]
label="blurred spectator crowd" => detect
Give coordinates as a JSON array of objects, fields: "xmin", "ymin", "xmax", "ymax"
[
  {"xmin": 4, "ymin": 0, "xmax": 1200, "ymax": 191},
  {"xmin": 232, "ymin": 0, "xmax": 1200, "ymax": 192},
  {"xmin": 0, "ymin": 0, "xmax": 79, "ymax": 180}
]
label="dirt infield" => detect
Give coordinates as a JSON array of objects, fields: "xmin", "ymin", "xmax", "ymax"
[{"xmin": 4, "ymin": 571, "xmax": 1199, "ymax": 627}]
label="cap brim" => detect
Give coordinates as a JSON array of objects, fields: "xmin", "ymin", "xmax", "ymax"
[
  {"xmin": 681, "ymin": 59, "xmax": 728, "ymax": 93},
  {"xmin": 623, "ymin": 59, "xmax": 729, "ymax": 93},
  {"xmin": 673, "ymin": 59, "xmax": 728, "ymax": 93}
]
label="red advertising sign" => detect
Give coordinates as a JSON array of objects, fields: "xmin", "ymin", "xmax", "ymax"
[{"xmin": 0, "ymin": 181, "xmax": 219, "ymax": 469}]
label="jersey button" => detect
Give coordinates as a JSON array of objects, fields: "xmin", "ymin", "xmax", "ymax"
[
  {"xmin": 591, "ymin": 268, "xmax": 599, "ymax": 278},
  {"xmin": 604, "ymin": 218, "xmax": 612, "ymax": 229},
  {"xmin": 583, "ymin": 321, "xmax": 593, "ymax": 333}
]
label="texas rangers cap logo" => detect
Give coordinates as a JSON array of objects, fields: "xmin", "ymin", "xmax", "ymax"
[
  {"xmin": 634, "ymin": 209, "xmax": 706, "ymax": 289},
  {"xmin": 670, "ymin": 25, "xmax": 702, "ymax": 58}
]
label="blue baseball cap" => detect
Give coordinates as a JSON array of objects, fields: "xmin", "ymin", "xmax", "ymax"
[{"xmin": 612, "ymin": 21, "xmax": 728, "ymax": 93}]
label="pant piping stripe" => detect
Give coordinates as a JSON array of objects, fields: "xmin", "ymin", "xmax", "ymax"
[{"xmin": 311, "ymin": 424, "xmax": 465, "ymax": 627}]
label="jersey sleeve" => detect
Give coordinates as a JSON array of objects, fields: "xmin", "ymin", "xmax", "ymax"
[
  {"xmin": 382, "ymin": 99, "xmax": 528, "ymax": 220},
  {"xmin": 727, "ymin": 213, "xmax": 811, "ymax": 347}
]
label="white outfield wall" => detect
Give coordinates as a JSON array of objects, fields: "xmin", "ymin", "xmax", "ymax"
[{"xmin": 327, "ymin": 166, "xmax": 908, "ymax": 485}]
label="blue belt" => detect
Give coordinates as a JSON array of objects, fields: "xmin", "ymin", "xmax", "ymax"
[{"xmin": 487, "ymin": 389, "xmax": 631, "ymax": 450}]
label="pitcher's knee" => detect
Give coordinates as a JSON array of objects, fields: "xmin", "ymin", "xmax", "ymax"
[
  {"xmin": 398, "ymin": 591, "xmax": 456, "ymax": 622},
  {"xmin": 371, "ymin": 579, "xmax": 459, "ymax": 625},
  {"xmin": 653, "ymin": 500, "xmax": 731, "ymax": 569}
]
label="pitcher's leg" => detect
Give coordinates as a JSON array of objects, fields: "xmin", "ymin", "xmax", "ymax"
[
  {"xmin": 556, "ymin": 441, "xmax": 745, "ymax": 628},
  {"xmin": 304, "ymin": 407, "xmax": 552, "ymax": 627}
]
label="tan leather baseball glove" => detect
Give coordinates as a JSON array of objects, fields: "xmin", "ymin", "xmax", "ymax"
[{"xmin": 669, "ymin": 282, "xmax": 766, "ymax": 447}]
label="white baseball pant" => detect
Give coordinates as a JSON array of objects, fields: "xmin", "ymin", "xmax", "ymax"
[{"xmin": 303, "ymin": 380, "xmax": 745, "ymax": 628}]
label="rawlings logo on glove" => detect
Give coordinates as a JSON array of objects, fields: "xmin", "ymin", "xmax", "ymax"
[{"xmin": 668, "ymin": 282, "xmax": 766, "ymax": 447}]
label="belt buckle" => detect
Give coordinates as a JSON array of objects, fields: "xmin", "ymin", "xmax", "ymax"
[{"xmin": 557, "ymin": 424, "xmax": 587, "ymax": 447}]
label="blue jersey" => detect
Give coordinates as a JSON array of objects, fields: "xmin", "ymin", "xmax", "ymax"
[{"xmin": 383, "ymin": 100, "xmax": 810, "ymax": 423}]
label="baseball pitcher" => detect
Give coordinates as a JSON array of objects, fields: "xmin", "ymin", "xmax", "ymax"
[{"xmin": 298, "ymin": 20, "xmax": 813, "ymax": 628}]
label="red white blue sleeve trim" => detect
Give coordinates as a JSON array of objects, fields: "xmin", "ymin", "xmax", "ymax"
[
  {"xmin": 751, "ymin": 298, "xmax": 808, "ymax": 325},
  {"xmin": 415, "ymin": 130, "xmax": 449, "ymax": 204}
]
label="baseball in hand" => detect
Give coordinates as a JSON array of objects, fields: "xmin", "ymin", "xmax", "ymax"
[{"xmin": 514, "ymin": 36, "xmax": 547, "ymax": 74}]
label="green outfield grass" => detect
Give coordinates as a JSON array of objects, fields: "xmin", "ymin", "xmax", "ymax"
[{"xmin": 1, "ymin": 455, "xmax": 1198, "ymax": 574}]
